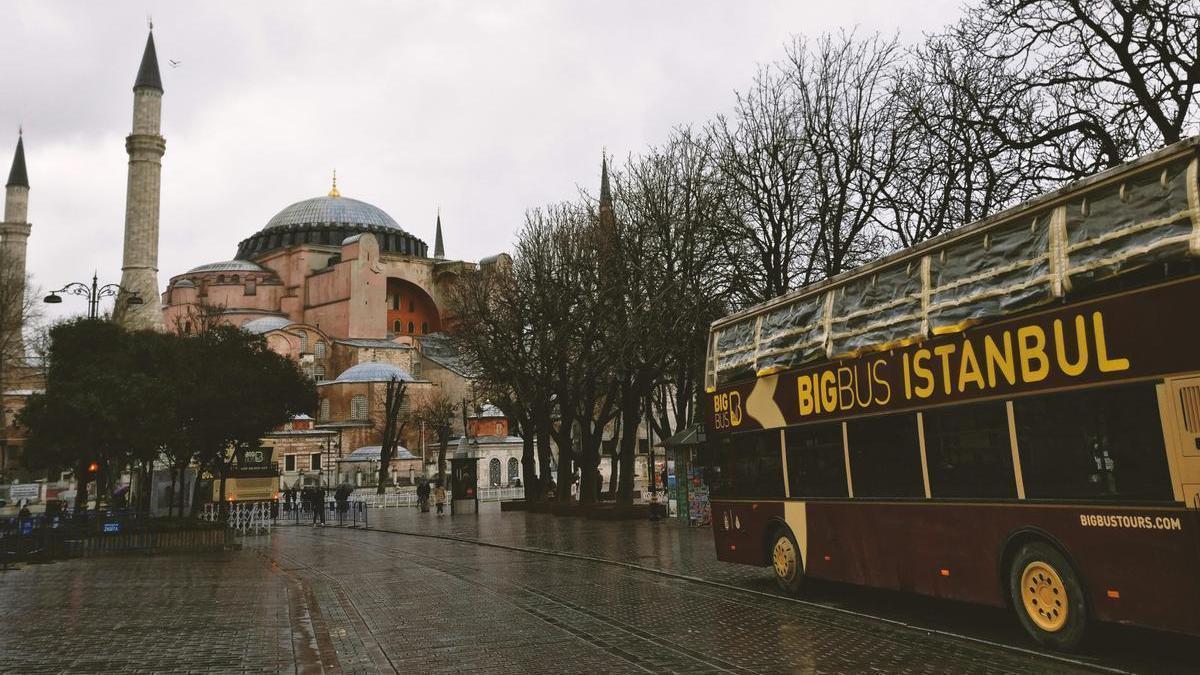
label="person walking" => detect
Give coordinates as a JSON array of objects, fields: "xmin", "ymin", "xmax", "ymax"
[
  {"xmin": 416, "ymin": 480, "xmax": 431, "ymax": 513},
  {"xmin": 313, "ymin": 483, "xmax": 327, "ymax": 526},
  {"xmin": 334, "ymin": 482, "xmax": 352, "ymax": 525},
  {"xmin": 433, "ymin": 482, "xmax": 447, "ymax": 516}
]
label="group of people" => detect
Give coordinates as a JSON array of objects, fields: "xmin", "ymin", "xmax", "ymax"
[
  {"xmin": 280, "ymin": 482, "xmax": 356, "ymax": 526},
  {"xmin": 415, "ymin": 480, "xmax": 447, "ymax": 515}
]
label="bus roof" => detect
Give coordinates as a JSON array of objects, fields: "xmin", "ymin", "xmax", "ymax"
[{"xmin": 708, "ymin": 136, "xmax": 1200, "ymax": 389}]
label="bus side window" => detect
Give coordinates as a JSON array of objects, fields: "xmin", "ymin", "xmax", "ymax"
[
  {"xmin": 923, "ymin": 401, "xmax": 1016, "ymax": 499},
  {"xmin": 1013, "ymin": 382, "xmax": 1173, "ymax": 503},
  {"xmin": 710, "ymin": 431, "xmax": 785, "ymax": 500},
  {"xmin": 785, "ymin": 423, "xmax": 848, "ymax": 498},
  {"xmin": 846, "ymin": 413, "xmax": 925, "ymax": 499}
]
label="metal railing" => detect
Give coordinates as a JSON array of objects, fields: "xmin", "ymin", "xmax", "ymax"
[
  {"xmin": 350, "ymin": 486, "xmax": 526, "ymax": 508},
  {"xmin": 200, "ymin": 501, "xmax": 276, "ymax": 535}
]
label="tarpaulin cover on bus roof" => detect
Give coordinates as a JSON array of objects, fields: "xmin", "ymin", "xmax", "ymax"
[
  {"xmin": 709, "ymin": 148, "xmax": 1200, "ymax": 390},
  {"xmin": 1066, "ymin": 155, "xmax": 1195, "ymax": 290}
]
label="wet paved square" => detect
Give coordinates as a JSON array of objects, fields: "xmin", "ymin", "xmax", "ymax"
[{"xmin": 0, "ymin": 510, "xmax": 1108, "ymax": 674}]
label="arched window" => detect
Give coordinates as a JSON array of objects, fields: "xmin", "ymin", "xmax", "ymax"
[
  {"xmin": 392, "ymin": 294, "xmax": 401, "ymax": 310},
  {"xmin": 407, "ymin": 321, "xmax": 414, "ymax": 333},
  {"xmin": 319, "ymin": 398, "xmax": 330, "ymax": 420},
  {"xmin": 315, "ymin": 341, "xmax": 326, "ymax": 358},
  {"xmin": 408, "ymin": 300, "xmax": 415, "ymax": 312},
  {"xmin": 314, "ymin": 365, "xmax": 325, "ymax": 381},
  {"xmin": 494, "ymin": 422, "xmax": 503, "ymax": 436},
  {"xmin": 351, "ymin": 394, "xmax": 368, "ymax": 420},
  {"xmin": 245, "ymin": 278, "xmax": 256, "ymax": 295},
  {"xmin": 393, "ymin": 319, "xmax": 402, "ymax": 333},
  {"xmin": 216, "ymin": 275, "xmax": 225, "ymax": 284},
  {"xmin": 298, "ymin": 331, "xmax": 309, "ymax": 353},
  {"xmin": 421, "ymin": 322, "xmax": 428, "ymax": 334},
  {"xmin": 508, "ymin": 457, "xmax": 519, "ymax": 483},
  {"xmin": 231, "ymin": 275, "xmax": 240, "ymax": 284},
  {"xmin": 489, "ymin": 458, "xmax": 501, "ymax": 487}
]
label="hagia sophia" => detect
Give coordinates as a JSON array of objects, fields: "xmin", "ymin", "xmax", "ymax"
[{"xmin": 1, "ymin": 29, "xmax": 527, "ymax": 493}]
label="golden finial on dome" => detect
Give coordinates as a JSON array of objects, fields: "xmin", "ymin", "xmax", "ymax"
[{"xmin": 328, "ymin": 169, "xmax": 341, "ymax": 198}]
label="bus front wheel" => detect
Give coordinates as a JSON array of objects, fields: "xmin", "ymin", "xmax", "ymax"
[
  {"xmin": 770, "ymin": 528, "xmax": 804, "ymax": 595},
  {"xmin": 1008, "ymin": 542, "xmax": 1088, "ymax": 651}
]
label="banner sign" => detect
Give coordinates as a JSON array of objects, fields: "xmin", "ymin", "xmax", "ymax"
[{"xmin": 708, "ymin": 276, "xmax": 1200, "ymax": 435}]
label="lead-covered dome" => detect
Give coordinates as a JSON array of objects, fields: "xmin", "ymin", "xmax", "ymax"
[
  {"xmin": 236, "ymin": 193, "xmax": 428, "ymax": 260},
  {"xmin": 333, "ymin": 361, "xmax": 415, "ymax": 383},
  {"xmin": 265, "ymin": 196, "xmax": 401, "ymax": 231}
]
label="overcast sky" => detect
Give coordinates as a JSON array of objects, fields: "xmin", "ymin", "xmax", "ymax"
[{"xmin": 2, "ymin": 1, "xmax": 962, "ymax": 322}]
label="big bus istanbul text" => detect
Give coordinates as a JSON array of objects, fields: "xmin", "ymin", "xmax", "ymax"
[{"xmin": 796, "ymin": 310, "xmax": 1128, "ymax": 417}]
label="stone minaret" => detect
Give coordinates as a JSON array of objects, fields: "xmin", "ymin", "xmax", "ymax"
[
  {"xmin": 434, "ymin": 209, "xmax": 445, "ymax": 259},
  {"xmin": 114, "ymin": 30, "xmax": 166, "ymax": 330},
  {"xmin": 2, "ymin": 132, "xmax": 30, "ymax": 350}
]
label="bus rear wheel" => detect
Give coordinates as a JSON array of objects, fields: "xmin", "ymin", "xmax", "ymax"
[
  {"xmin": 1008, "ymin": 542, "xmax": 1087, "ymax": 652},
  {"xmin": 770, "ymin": 528, "xmax": 804, "ymax": 595}
]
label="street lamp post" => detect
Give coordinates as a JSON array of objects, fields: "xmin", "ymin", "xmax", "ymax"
[{"xmin": 44, "ymin": 272, "xmax": 143, "ymax": 319}]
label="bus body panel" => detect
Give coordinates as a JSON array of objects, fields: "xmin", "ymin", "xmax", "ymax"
[{"xmin": 714, "ymin": 498, "xmax": 1200, "ymax": 635}]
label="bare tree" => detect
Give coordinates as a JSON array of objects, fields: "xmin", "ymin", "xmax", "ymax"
[
  {"xmin": 954, "ymin": 0, "xmax": 1200, "ymax": 179},
  {"xmin": 410, "ymin": 388, "xmax": 456, "ymax": 485},
  {"xmin": 375, "ymin": 376, "xmax": 408, "ymax": 493},
  {"xmin": 784, "ymin": 31, "xmax": 903, "ymax": 277},
  {"xmin": 708, "ymin": 66, "xmax": 816, "ymax": 306},
  {"xmin": 883, "ymin": 35, "xmax": 1043, "ymax": 246}
]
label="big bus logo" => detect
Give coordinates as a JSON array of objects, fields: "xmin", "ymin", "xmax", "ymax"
[{"xmin": 712, "ymin": 391, "xmax": 743, "ymax": 429}]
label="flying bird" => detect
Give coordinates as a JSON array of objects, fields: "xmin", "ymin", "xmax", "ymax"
[{"xmin": 169, "ymin": 59, "xmax": 182, "ymax": 68}]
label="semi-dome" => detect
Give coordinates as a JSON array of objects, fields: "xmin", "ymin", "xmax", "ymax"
[
  {"xmin": 243, "ymin": 316, "xmax": 292, "ymax": 334},
  {"xmin": 333, "ymin": 361, "xmax": 414, "ymax": 383},
  {"xmin": 236, "ymin": 192, "xmax": 428, "ymax": 260},
  {"xmin": 187, "ymin": 260, "xmax": 266, "ymax": 274}
]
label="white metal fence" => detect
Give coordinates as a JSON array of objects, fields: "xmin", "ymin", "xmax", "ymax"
[{"xmin": 200, "ymin": 501, "xmax": 274, "ymax": 535}]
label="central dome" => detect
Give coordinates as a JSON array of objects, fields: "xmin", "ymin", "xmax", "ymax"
[
  {"xmin": 263, "ymin": 195, "xmax": 403, "ymax": 231},
  {"xmin": 236, "ymin": 193, "xmax": 428, "ymax": 260}
]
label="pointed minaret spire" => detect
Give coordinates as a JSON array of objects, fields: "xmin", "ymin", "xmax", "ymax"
[
  {"xmin": 3, "ymin": 130, "xmax": 32, "ymax": 358},
  {"xmin": 134, "ymin": 29, "xmax": 163, "ymax": 92},
  {"xmin": 6, "ymin": 130, "xmax": 27, "ymax": 189},
  {"xmin": 600, "ymin": 151, "xmax": 612, "ymax": 205},
  {"xmin": 598, "ymin": 150, "xmax": 615, "ymax": 230},
  {"xmin": 434, "ymin": 208, "xmax": 445, "ymax": 259},
  {"xmin": 115, "ymin": 27, "xmax": 166, "ymax": 331}
]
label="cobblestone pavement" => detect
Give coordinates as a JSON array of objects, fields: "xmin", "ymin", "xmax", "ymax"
[
  {"xmin": 1, "ymin": 517, "xmax": 1107, "ymax": 675},
  {"xmin": 364, "ymin": 507, "xmax": 1200, "ymax": 674}
]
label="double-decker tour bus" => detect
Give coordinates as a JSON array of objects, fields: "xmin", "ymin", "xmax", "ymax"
[
  {"xmin": 703, "ymin": 137, "xmax": 1200, "ymax": 651},
  {"xmin": 211, "ymin": 446, "xmax": 279, "ymax": 503}
]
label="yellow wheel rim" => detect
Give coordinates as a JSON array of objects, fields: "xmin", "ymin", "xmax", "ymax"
[
  {"xmin": 1021, "ymin": 561, "xmax": 1068, "ymax": 632},
  {"xmin": 772, "ymin": 536, "xmax": 797, "ymax": 582}
]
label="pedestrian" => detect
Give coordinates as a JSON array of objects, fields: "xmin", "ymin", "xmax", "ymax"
[
  {"xmin": 313, "ymin": 483, "xmax": 327, "ymax": 526},
  {"xmin": 416, "ymin": 480, "xmax": 431, "ymax": 513},
  {"xmin": 433, "ymin": 481, "xmax": 447, "ymax": 516},
  {"xmin": 335, "ymin": 482, "xmax": 351, "ymax": 524}
]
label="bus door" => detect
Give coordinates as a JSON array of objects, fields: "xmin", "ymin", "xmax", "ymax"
[{"xmin": 1162, "ymin": 376, "xmax": 1200, "ymax": 508}]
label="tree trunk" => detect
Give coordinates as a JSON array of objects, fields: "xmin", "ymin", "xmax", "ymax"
[
  {"xmin": 188, "ymin": 469, "xmax": 203, "ymax": 517},
  {"xmin": 535, "ymin": 420, "xmax": 553, "ymax": 500},
  {"xmin": 436, "ymin": 434, "xmax": 449, "ymax": 485},
  {"xmin": 521, "ymin": 435, "xmax": 539, "ymax": 501},
  {"xmin": 552, "ymin": 424, "xmax": 574, "ymax": 503},
  {"xmin": 607, "ymin": 451, "xmax": 619, "ymax": 496},
  {"xmin": 616, "ymin": 388, "xmax": 641, "ymax": 506},
  {"xmin": 73, "ymin": 459, "xmax": 88, "ymax": 516},
  {"xmin": 218, "ymin": 461, "xmax": 229, "ymax": 521},
  {"xmin": 95, "ymin": 460, "xmax": 109, "ymax": 513}
]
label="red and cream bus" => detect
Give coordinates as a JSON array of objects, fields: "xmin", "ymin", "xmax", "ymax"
[{"xmin": 703, "ymin": 137, "xmax": 1200, "ymax": 651}]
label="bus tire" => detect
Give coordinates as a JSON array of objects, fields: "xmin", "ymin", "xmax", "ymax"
[
  {"xmin": 769, "ymin": 527, "xmax": 804, "ymax": 595},
  {"xmin": 1008, "ymin": 541, "xmax": 1088, "ymax": 652}
]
